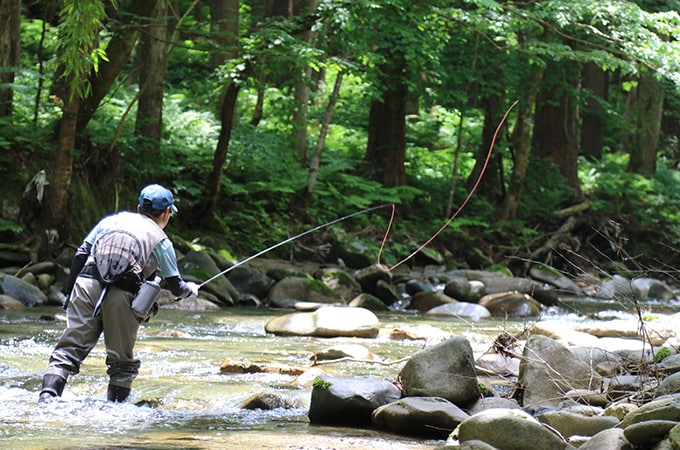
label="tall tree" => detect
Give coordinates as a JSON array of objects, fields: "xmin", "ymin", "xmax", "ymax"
[
  {"xmin": 580, "ymin": 63, "xmax": 608, "ymax": 161},
  {"xmin": 292, "ymin": 0, "xmax": 318, "ymax": 165},
  {"xmin": 134, "ymin": 0, "xmax": 168, "ymax": 160},
  {"xmin": 365, "ymin": 67, "xmax": 408, "ymax": 187},
  {"xmin": 44, "ymin": 0, "xmax": 108, "ymax": 257},
  {"xmin": 0, "ymin": 0, "xmax": 21, "ymax": 118},
  {"xmin": 532, "ymin": 61, "xmax": 583, "ymax": 199},
  {"xmin": 76, "ymin": 1, "xmax": 154, "ymax": 134},
  {"xmin": 623, "ymin": 73, "xmax": 664, "ymax": 174}
]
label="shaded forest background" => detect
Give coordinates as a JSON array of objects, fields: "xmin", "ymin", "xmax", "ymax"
[{"xmin": 1, "ymin": 0, "xmax": 680, "ymax": 282}]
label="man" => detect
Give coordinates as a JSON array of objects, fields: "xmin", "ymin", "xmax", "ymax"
[{"xmin": 39, "ymin": 184, "xmax": 199, "ymax": 403}]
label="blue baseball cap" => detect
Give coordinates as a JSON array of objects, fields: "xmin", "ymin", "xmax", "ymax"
[{"xmin": 138, "ymin": 184, "xmax": 178, "ymax": 213}]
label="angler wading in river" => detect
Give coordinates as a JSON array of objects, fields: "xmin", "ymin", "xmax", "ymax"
[{"xmin": 38, "ymin": 184, "xmax": 200, "ymax": 404}]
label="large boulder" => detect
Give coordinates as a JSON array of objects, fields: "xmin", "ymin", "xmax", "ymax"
[
  {"xmin": 307, "ymin": 375, "xmax": 402, "ymax": 426},
  {"xmin": 372, "ymin": 396, "xmax": 469, "ymax": 439},
  {"xmin": 264, "ymin": 306, "xmax": 380, "ymax": 338},
  {"xmin": 454, "ymin": 408, "xmax": 574, "ymax": 450},
  {"xmin": 517, "ymin": 335, "xmax": 603, "ymax": 410},
  {"xmin": 177, "ymin": 250, "xmax": 236, "ymax": 306},
  {"xmin": 0, "ymin": 273, "xmax": 48, "ymax": 307},
  {"xmin": 399, "ymin": 336, "xmax": 480, "ymax": 407},
  {"xmin": 266, "ymin": 277, "xmax": 343, "ymax": 308}
]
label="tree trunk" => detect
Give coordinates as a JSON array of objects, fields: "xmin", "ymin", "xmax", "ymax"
[
  {"xmin": 76, "ymin": 1, "xmax": 154, "ymax": 134},
  {"xmin": 624, "ymin": 74, "xmax": 663, "ymax": 175},
  {"xmin": 498, "ymin": 68, "xmax": 544, "ymax": 221},
  {"xmin": 134, "ymin": 0, "xmax": 168, "ymax": 160},
  {"xmin": 291, "ymin": 0, "xmax": 317, "ymax": 165},
  {"xmin": 465, "ymin": 94, "xmax": 506, "ymax": 202},
  {"xmin": 532, "ymin": 62, "xmax": 582, "ymax": 199},
  {"xmin": 306, "ymin": 70, "xmax": 343, "ymax": 199},
  {"xmin": 201, "ymin": 82, "xmax": 241, "ymax": 218},
  {"xmin": 41, "ymin": 90, "xmax": 81, "ymax": 258},
  {"xmin": 0, "ymin": 0, "xmax": 20, "ymax": 118},
  {"xmin": 580, "ymin": 62, "xmax": 607, "ymax": 161},
  {"xmin": 209, "ymin": 0, "xmax": 239, "ymax": 68},
  {"xmin": 365, "ymin": 78, "xmax": 407, "ymax": 187}
]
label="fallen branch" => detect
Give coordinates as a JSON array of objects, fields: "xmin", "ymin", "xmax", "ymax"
[{"xmin": 311, "ymin": 356, "xmax": 411, "ymax": 367}]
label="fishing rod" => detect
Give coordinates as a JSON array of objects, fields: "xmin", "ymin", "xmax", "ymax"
[{"xmin": 198, "ymin": 203, "xmax": 392, "ymax": 288}]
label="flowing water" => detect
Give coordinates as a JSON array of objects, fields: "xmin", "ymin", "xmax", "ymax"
[{"xmin": 1, "ymin": 297, "xmax": 677, "ymax": 449}]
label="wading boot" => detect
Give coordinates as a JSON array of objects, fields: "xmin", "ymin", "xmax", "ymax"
[
  {"xmin": 38, "ymin": 374, "xmax": 66, "ymax": 404},
  {"xmin": 107, "ymin": 384, "xmax": 131, "ymax": 402}
]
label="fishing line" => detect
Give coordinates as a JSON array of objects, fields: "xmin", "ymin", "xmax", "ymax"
[
  {"xmin": 198, "ymin": 203, "xmax": 393, "ymax": 288},
  {"xmin": 377, "ymin": 99, "xmax": 519, "ymax": 272}
]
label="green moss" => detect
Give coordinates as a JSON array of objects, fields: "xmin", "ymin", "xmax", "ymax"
[
  {"xmin": 654, "ymin": 347, "xmax": 672, "ymax": 362},
  {"xmin": 307, "ymin": 278, "xmax": 340, "ymax": 297},
  {"xmin": 312, "ymin": 376, "xmax": 332, "ymax": 390}
]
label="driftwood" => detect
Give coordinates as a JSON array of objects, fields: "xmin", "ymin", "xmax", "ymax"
[{"xmin": 310, "ymin": 356, "xmax": 411, "ymax": 367}]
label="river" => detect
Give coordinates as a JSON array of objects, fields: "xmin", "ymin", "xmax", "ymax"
[{"xmin": 1, "ymin": 295, "xmax": 675, "ymax": 449}]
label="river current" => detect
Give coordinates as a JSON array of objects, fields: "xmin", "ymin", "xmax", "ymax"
[{"xmin": 1, "ymin": 297, "xmax": 675, "ymax": 449}]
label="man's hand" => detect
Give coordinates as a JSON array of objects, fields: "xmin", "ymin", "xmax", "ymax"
[{"xmin": 186, "ymin": 281, "xmax": 200, "ymax": 297}]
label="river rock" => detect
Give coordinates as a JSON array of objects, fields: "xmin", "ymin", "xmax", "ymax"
[
  {"xmin": 311, "ymin": 343, "xmax": 379, "ymax": 363},
  {"xmin": 518, "ymin": 334, "xmax": 603, "ymax": 409},
  {"xmin": 454, "ymin": 408, "xmax": 574, "ymax": 450},
  {"xmin": 353, "ymin": 264, "xmax": 392, "ymax": 295},
  {"xmin": 656, "ymin": 372, "xmax": 680, "ymax": 397},
  {"xmin": 657, "ymin": 354, "xmax": 680, "ymax": 374},
  {"xmin": 307, "ymin": 375, "xmax": 402, "ymax": 426},
  {"xmin": 424, "ymin": 302, "xmax": 491, "ymax": 321},
  {"xmin": 266, "ymin": 276, "xmax": 343, "ymax": 308},
  {"xmin": 478, "ymin": 292, "xmax": 542, "ymax": 317},
  {"xmin": 669, "ymin": 422, "xmax": 680, "ymax": 448},
  {"xmin": 536, "ymin": 410, "xmax": 620, "ymax": 438},
  {"xmin": 371, "ymin": 396, "xmax": 469, "ymax": 439},
  {"xmin": 0, "ymin": 273, "xmax": 48, "ymax": 307},
  {"xmin": 226, "ymin": 265, "xmax": 276, "ymax": 299},
  {"xmin": 457, "ymin": 440, "xmax": 499, "ymax": 450},
  {"xmin": 528, "ymin": 264, "xmax": 583, "ymax": 294},
  {"xmin": 404, "ymin": 279, "xmax": 436, "ymax": 296},
  {"xmin": 443, "ymin": 277, "xmax": 486, "ymax": 303},
  {"xmin": 237, "ymin": 391, "xmax": 297, "ymax": 410},
  {"xmin": 408, "ymin": 291, "xmax": 457, "ymax": 312},
  {"xmin": 348, "ymin": 293, "xmax": 389, "ymax": 311},
  {"xmin": 264, "ymin": 306, "xmax": 380, "ymax": 338},
  {"xmin": 0, "ymin": 294, "xmax": 25, "ymax": 310},
  {"xmin": 374, "ymin": 279, "xmax": 399, "ymax": 306},
  {"xmin": 598, "ymin": 275, "xmax": 675, "ymax": 301},
  {"xmin": 177, "ymin": 250, "xmax": 236, "ymax": 306},
  {"xmin": 618, "ymin": 395, "xmax": 680, "ymax": 428},
  {"xmin": 467, "ymin": 396, "xmax": 522, "ymax": 415},
  {"xmin": 399, "ymin": 336, "xmax": 480, "ymax": 407},
  {"xmin": 476, "ymin": 353, "xmax": 520, "ymax": 377},
  {"xmin": 316, "ymin": 267, "xmax": 363, "ymax": 302},
  {"xmin": 578, "ymin": 428, "xmax": 632, "ymax": 450},
  {"xmin": 45, "ymin": 284, "xmax": 67, "ymax": 306},
  {"xmin": 568, "ymin": 345, "xmax": 623, "ymax": 371},
  {"xmin": 622, "ymin": 420, "xmax": 677, "ymax": 447},
  {"xmin": 388, "ymin": 324, "xmax": 450, "ymax": 342}
]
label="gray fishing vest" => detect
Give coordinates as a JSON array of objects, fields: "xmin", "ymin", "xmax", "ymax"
[{"xmin": 87, "ymin": 211, "xmax": 167, "ymax": 284}]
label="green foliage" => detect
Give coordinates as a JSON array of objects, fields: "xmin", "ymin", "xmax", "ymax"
[
  {"xmin": 56, "ymin": 0, "xmax": 112, "ymax": 98},
  {"xmin": 654, "ymin": 347, "xmax": 672, "ymax": 362},
  {"xmin": 312, "ymin": 376, "xmax": 332, "ymax": 390},
  {"xmin": 581, "ymin": 153, "xmax": 680, "ymax": 225},
  {"xmin": 519, "ymin": 157, "xmax": 574, "ymax": 221}
]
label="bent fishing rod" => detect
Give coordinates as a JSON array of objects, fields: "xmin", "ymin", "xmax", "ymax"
[{"xmin": 198, "ymin": 203, "xmax": 392, "ymax": 288}]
